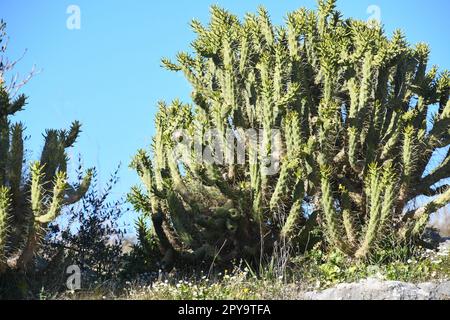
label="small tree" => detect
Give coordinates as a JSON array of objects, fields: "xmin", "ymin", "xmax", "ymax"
[{"xmin": 42, "ymin": 165, "xmax": 127, "ymax": 288}]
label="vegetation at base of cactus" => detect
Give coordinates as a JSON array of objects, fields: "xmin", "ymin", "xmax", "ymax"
[
  {"xmin": 0, "ymin": 21, "xmax": 92, "ymax": 297},
  {"xmin": 121, "ymin": 216, "xmax": 163, "ymax": 278},
  {"xmin": 131, "ymin": 0, "xmax": 450, "ymax": 268}
]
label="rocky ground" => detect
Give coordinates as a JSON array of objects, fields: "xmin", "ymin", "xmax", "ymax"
[
  {"xmin": 302, "ymin": 278, "xmax": 450, "ymax": 300},
  {"xmin": 301, "ymin": 239, "xmax": 450, "ymax": 300}
]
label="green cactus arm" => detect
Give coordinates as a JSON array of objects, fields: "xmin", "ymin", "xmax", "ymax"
[
  {"xmin": 346, "ymin": 78, "xmax": 362, "ymax": 172},
  {"xmin": 222, "ymin": 35, "xmax": 236, "ymax": 112},
  {"xmin": 247, "ymin": 127, "xmax": 263, "ymax": 221},
  {"xmin": 317, "ymin": 0, "xmax": 337, "ymax": 35},
  {"xmin": 436, "ymin": 71, "xmax": 449, "ymax": 114},
  {"xmin": 402, "ymin": 125, "xmax": 417, "ymax": 184},
  {"xmin": 190, "ymin": 19, "xmax": 214, "ymax": 54},
  {"xmin": 135, "ymin": 216, "xmax": 153, "ymax": 253},
  {"xmin": 166, "ymin": 143, "xmax": 209, "ymax": 211},
  {"xmin": 257, "ymin": 6, "xmax": 274, "ymax": 47},
  {"xmin": 128, "ymin": 186, "xmax": 152, "ymax": 214},
  {"xmin": 130, "ymin": 150, "xmax": 161, "ymax": 213},
  {"xmin": 364, "ymin": 101, "xmax": 384, "ymax": 165},
  {"xmin": 277, "ymin": 83, "xmax": 300, "ymax": 109},
  {"xmin": 63, "ymin": 121, "xmax": 82, "ymax": 148},
  {"xmin": 166, "ymin": 147, "xmax": 192, "ymax": 200},
  {"xmin": 380, "ymin": 127, "xmax": 401, "ymax": 161},
  {"xmin": 355, "ymin": 164, "xmax": 383, "ymax": 259},
  {"xmin": 6, "ymin": 94, "xmax": 27, "ymax": 116},
  {"xmin": 428, "ymin": 117, "xmax": 450, "ymax": 145},
  {"xmin": 379, "ymin": 163, "xmax": 398, "ymax": 227},
  {"xmin": 0, "ymin": 186, "xmax": 10, "ymax": 271},
  {"xmin": 273, "ymin": 40, "xmax": 287, "ymax": 105},
  {"xmin": 427, "ymin": 97, "xmax": 450, "ymax": 147},
  {"xmin": 339, "ymin": 185, "xmax": 357, "ymax": 246},
  {"xmin": 34, "ymin": 171, "xmax": 68, "ymax": 224},
  {"xmin": 320, "ymin": 165, "xmax": 349, "ymax": 253},
  {"xmin": 408, "ymin": 186, "xmax": 450, "ymax": 237},
  {"xmin": 161, "ymin": 57, "xmax": 182, "ymax": 72},
  {"xmin": 438, "ymin": 100, "xmax": 450, "ymax": 120},
  {"xmin": 413, "ymin": 148, "xmax": 450, "ymax": 197},
  {"xmin": 166, "ymin": 191, "xmax": 195, "ymax": 246},
  {"xmin": 0, "ymin": 117, "xmax": 9, "ymax": 185},
  {"xmin": 7, "ymin": 123, "xmax": 24, "ymax": 202},
  {"xmin": 269, "ymin": 162, "xmax": 290, "ymax": 211},
  {"xmin": 259, "ymin": 54, "xmax": 275, "ymax": 144},
  {"xmin": 286, "ymin": 9, "xmax": 306, "ymax": 58},
  {"xmin": 252, "ymin": 181, "xmax": 263, "ymax": 222},
  {"xmin": 411, "ymin": 97, "xmax": 429, "ymax": 133},
  {"xmin": 412, "ymin": 43, "xmax": 430, "ymax": 86},
  {"xmin": 30, "ymin": 161, "xmax": 45, "ymax": 216},
  {"xmin": 347, "ymin": 127, "xmax": 360, "ymax": 172},
  {"xmin": 175, "ymin": 53, "xmax": 221, "ymax": 103},
  {"xmin": 421, "ymin": 185, "xmax": 450, "ymax": 197},
  {"xmin": 404, "ymin": 187, "xmax": 450, "ymax": 223},
  {"xmin": 153, "ymin": 104, "xmax": 168, "ymax": 191},
  {"xmin": 238, "ymin": 33, "xmax": 250, "ymax": 75},
  {"xmin": 63, "ymin": 169, "xmax": 93, "ymax": 205},
  {"xmin": 281, "ymin": 181, "xmax": 305, "ymax": 240},
  {"xmin": 39, "ymin": 129, "xmax": 68, "ymax": 183}
]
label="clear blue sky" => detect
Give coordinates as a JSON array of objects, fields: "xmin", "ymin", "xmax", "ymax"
[{"xmin": 1, "ymin": 0, "xmax": 449, "ymax": 227}]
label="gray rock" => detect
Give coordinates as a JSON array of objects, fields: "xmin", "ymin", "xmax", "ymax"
[{"xmin": 303, "ymin": 278, "xmax": 450, "ymax": 300}]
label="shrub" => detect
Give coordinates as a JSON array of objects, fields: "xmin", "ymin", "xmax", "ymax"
[{"xmin": 40, "ymin": 164, "xmax": 128, "ymax": 294}]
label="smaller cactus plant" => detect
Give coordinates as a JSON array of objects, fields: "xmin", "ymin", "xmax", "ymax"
[{"xmin": 0, "ymin": 22, "xmax": 92, "ymax": 291}]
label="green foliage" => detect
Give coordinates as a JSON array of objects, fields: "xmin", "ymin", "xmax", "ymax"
[
  {"xmin": 294, "ymin": 246, "xmax": 435, "ymax": 288},
  {"xmin": 0, "ymin": 22, "xmax": 92, "ymax": 298},
  {"xmin": 41, "ymin": 165, "xmax": 127, "ymax": 293},
  {"xmin": 132, "ymin": 0, "xmax": 450, "ymax": 267},
  {"xmin": 122, "ymin": 216, "xmax": 163, "ymax": 277}
]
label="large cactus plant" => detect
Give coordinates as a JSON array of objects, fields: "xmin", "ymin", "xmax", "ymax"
[
  {"xmin": 0, "ymin": 22, "xmax": 92, "ymax": 282},
  {"xmin": 129, "ymin": 6, "xmax": 316, "ymax": 268},
  {"xmin": 131, "ymin": 0, "xmax": 450, "ymax": 267},
  {"xmin": 289, "ymin": 1, "xmax": 450, "ymax": 259}
]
